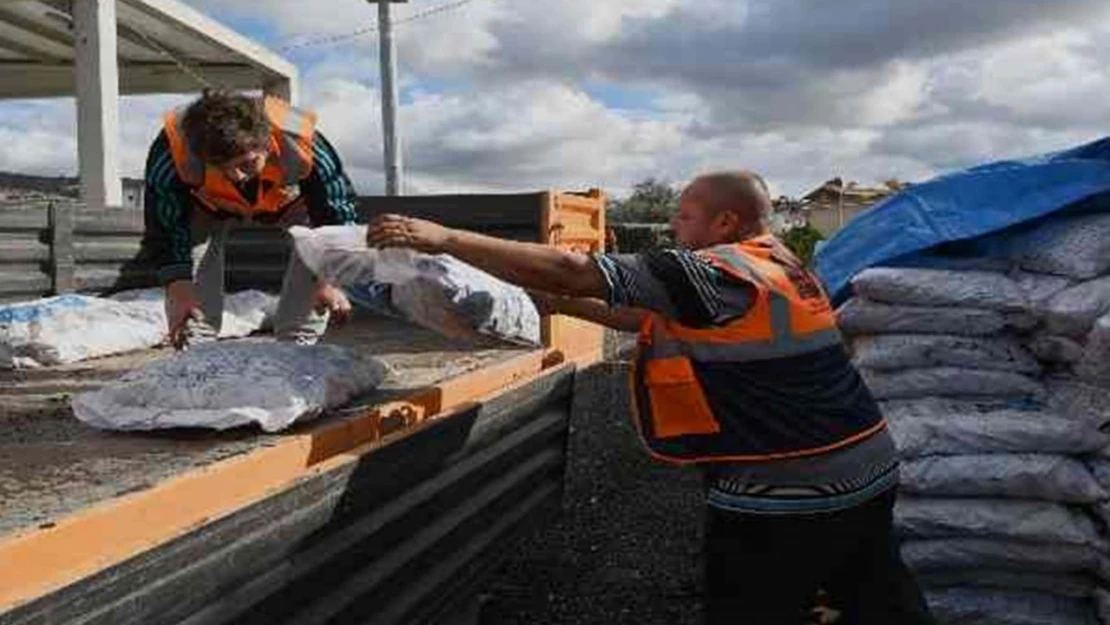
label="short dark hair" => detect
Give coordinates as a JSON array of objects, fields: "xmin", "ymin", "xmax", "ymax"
[{"xmin": 181, "ymin": 90, "xmax": 270, "ymax": 164}]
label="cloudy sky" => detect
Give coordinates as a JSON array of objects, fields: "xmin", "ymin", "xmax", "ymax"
[{"xmin": 3, "ymin": 0, "xmax": 1110, "ymax": 198}]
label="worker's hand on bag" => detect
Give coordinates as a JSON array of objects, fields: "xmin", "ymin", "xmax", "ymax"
[
  {"xmin": 313, "ymin": 282, "xmax": 353, "ymax": 327},
  {"xmin": 366, "ymin": 214, "xmax": 451, "ymax": 253},
  {"xmin": 165, "ymin": 280, "xmax": 203, "ymax": 351}
]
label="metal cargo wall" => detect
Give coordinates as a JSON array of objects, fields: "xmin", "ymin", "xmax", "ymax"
[
  {"xmin": 0, "ymin": 202, "xmax": 53, "ymax": 303},
  {"xmin": 0, "ymin": 194, "xmax": 556, "ymax": 301},
  {"xmin": 357, "ymin": 193, "xmax": 547, "ymax": 243},
  {"xmin": 0, "ymin": 365, "xmax": 575, "ymax": 625}
]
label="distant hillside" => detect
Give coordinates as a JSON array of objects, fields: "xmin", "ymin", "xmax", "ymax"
[{"xmin": 0, "ymin": 172, "xmax": 143, "ymax": 207}]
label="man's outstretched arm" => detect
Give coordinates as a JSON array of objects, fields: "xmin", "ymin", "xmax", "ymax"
[
  {"xmin": 366, "ymin": 214, "xmax": 609, "ymax": 299},
  {"xmin": 366, "ymin": 214, "xmax": 743, "ymax": 328},
  {"xmin": 531, "ymin": 292, "xmax": 648, "ymax": 332}
]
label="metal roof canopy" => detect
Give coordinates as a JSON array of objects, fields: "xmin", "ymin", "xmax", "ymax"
[{"xmin": 0, "ymin": 0, "xmax": 298, "ymax": 206}]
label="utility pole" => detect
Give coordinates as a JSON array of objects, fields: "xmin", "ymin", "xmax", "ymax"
[{"xmin": 368, "ymin": 0, "xmax": 406, "ymax": 195}]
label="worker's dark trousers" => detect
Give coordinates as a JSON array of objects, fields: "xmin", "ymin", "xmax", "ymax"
[{"xmin": 703, "ymin": 488, "xmax": 934, "ymax": 625}]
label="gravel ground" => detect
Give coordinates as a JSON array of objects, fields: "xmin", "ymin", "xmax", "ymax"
[{"xmin": 475, "ymin": 356, "xmax": 707, "ymax": 625}]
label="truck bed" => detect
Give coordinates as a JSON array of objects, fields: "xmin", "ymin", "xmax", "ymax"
[
  {"xmin": 0, "ymin": 189, "xmax": 605, "ymax": 623},
  {"xmin": 0, "ymin": 313, "xmax": 532, "ymax": 539}
]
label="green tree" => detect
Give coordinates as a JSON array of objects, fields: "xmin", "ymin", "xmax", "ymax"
[
  {"xmin": 608, "ymin": 178, "xmax": 680, "ymax": 223},
  {"xmin": 781, "ymin": 224, "xmax": 825, "ymax": 267}
]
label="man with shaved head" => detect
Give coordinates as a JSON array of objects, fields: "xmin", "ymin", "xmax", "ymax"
[{"xmin": 365, "ymin": 172, "xmax": 933, "ymax": 625}]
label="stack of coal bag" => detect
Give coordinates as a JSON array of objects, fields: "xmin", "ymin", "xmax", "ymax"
[{"xmin": 836, "ymin": 212, "xmax": 1110, "ymax": 625}]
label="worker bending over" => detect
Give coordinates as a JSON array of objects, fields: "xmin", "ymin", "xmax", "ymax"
[
  {"xmin": 142, "ymin": 90, "xmax": 355, "ymax": 349},
  {"xmin": 365, "ymin": 172, "xmax": 934, "ymax": 625}
]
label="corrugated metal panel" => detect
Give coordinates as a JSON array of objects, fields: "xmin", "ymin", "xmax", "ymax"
[
  {"xmin": 0, "ymin": 194, "xmax": 554, "ymax": 300},
  {"xmin": 0, "ymin": 237, "xmax": 49, "ymax": 263},
  {"xmin": 0, "ymin": 366, "xmax": 574, "ymax": 625},
  {"xmin": 0, "ymin": 204, "xmax": 52, "ymax": 300},
  {"xmin": 357, "ymin": 194, "xmax": 544, "ymax": 241}
]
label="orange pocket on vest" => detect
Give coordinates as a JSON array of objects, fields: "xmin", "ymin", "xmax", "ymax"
[{"xmin": 643, "ymin": 357, "xmax": 720, "ymax": 439}]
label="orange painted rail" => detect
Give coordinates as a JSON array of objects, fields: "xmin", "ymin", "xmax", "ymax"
[{"xmin": 0, "ymin": 351, "xmax": 551, "ymax": 612}]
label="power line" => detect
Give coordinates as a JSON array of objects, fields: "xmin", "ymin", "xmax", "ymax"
[
  {"xmin": 127, "ymin": 25, "xmax": 219, "ymax": 90},
  {"xmin": 395, "ymin": 0, "xmax": 484, "ymax": 26},
  {"xmin": 278, "ymin": 0, "xmax": 484, "ymax": 53}
]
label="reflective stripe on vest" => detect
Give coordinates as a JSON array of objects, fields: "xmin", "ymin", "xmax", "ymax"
[
  {"xmin": 641, "ymin": 237, "xmax": 843, "ymax": 364},
  {"xmin": 628, "ymin": 235, "xmax": 885, "ymax": 465},
  {"xmin": 162, "ymin": 96, "xmax": 317, "ymax": 217}
]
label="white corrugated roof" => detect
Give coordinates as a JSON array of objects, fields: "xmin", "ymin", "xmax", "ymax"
[{"xmin": 0, "ymin": 0, "xmax": 295, "ymax": 98}]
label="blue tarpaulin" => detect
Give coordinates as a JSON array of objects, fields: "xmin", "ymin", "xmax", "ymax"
[{"xmin": 814, "ymin": 136, "xmax": 1110, "ymax": 305}]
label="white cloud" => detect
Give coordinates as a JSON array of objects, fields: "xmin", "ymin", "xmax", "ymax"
[
  {"xmin": 307, "ymin": 77, "xmax": 687, "ymax": 194},
  {"xmin": 0, "ymin": 94, "xmax": 193, "ymax": 179},
  {"xmin": 1, "ymin": 0, "xmax": 1110, "ymax": 201},
  {"xmin": 951, "ymin": 30, "xmax": 1110, "ymax": 130}
]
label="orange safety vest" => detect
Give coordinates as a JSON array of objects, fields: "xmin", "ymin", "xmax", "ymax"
[
  {"xmin": 163, "ymin": 97, "xmax": 317, "ymax": 217},
  {"xmin": 630, "ymin": 235, "xmax": 887, "ymax": 465}
]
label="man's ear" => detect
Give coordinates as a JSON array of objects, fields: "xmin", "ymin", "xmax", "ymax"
[{"xmin": 715, "ymin": 209, "xmax": 739, "ymax": 233}]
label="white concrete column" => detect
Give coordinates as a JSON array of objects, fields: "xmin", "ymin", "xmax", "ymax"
[
  {"xmin": 376, "ymin": 0, "xmax": 403, "ymax": 196},
  {"xmin": 74, "ymin": 0, "xmax": 123, "ymax": 208}
]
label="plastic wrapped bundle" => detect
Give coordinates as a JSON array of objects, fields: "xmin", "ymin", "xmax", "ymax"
[
  {"xmin": 1025, "ymin": 334, "xmax": 1085, "ymax": 365},
  {"xmin": 1042, "ymin": 276, "xmax": 1110, "ymax": 337},
  {"xmin": 71, "ymin": 341, "xmax": 389, "ymax": 432},
  {"xmin": 0, "ymin": 294, "xmax": 165, "ymax": 368},
  {"xmin": 894, "ymin": 498, "xmax": 1103, "ymax": 548},
  {"xmin": 1012, "ymin": 270, "xmax": 1074, "ymax": 313},
  {"xmin": 852, "ymin": 334, "xmax": 1039, "ymax": 373},
  {"xmin": 108, "ymin": 288, "xmax": 277, "ymax": 339},
  {"xmin": 390, "ymin": 256, "xmax": 541, "ymax": 346},
  {"xmin": 899, "ymin": 454, "xmax": 1105, "ymax": 503},
  {"xmin": 925, "ymin": 587, "xmax": 1097, "ymax": 625},
  {"xmin": 885, "ymin": 409, "xmax": 1110, "ymax": 457},
  {"xmin": 1096, "ymin": 590, "xmax": 1110, "ymax": 625},
  {"xmin": 837, "ymin": 299, "xmax": 1008, "ymax": 336},
  {"xmin": 289, "ymin": 224, "xmax": 427, "ymax": 286},
  {"xmin": 1044, "ymin": 378, "xmax": 1110, "ymax": 429},
  {"xmin": 902, "ymin": 539, "xmax": 1110, "ymax": 579},
  {"xmin": 852, "ymin": 267, "xmax": 1028, "ymax": 311},
  {"xmin": 1075, "ymin": 312, "xmax": 1110, "ymax": 383},
  {"xmin": 880, "ymin": 397, "xmax": 1020, "ymax": 418},
  {"xmin": 920, "ymin": 570, "xmax": 1095, "ymax": 600},
  {"xmin": 861, "ymin": 367, "xmax": 1043, "ymax": 401},
  {"xmin": 1010, "ymin": 213, "xmax": 1110, "ymax": 280},
  {"xmin": 291, "ymin": 225, "xmax": 541, "ymax": 345},
  {"xmin": 890, "ymin": 254, "xmax": 1012, "ymax": 274}
]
